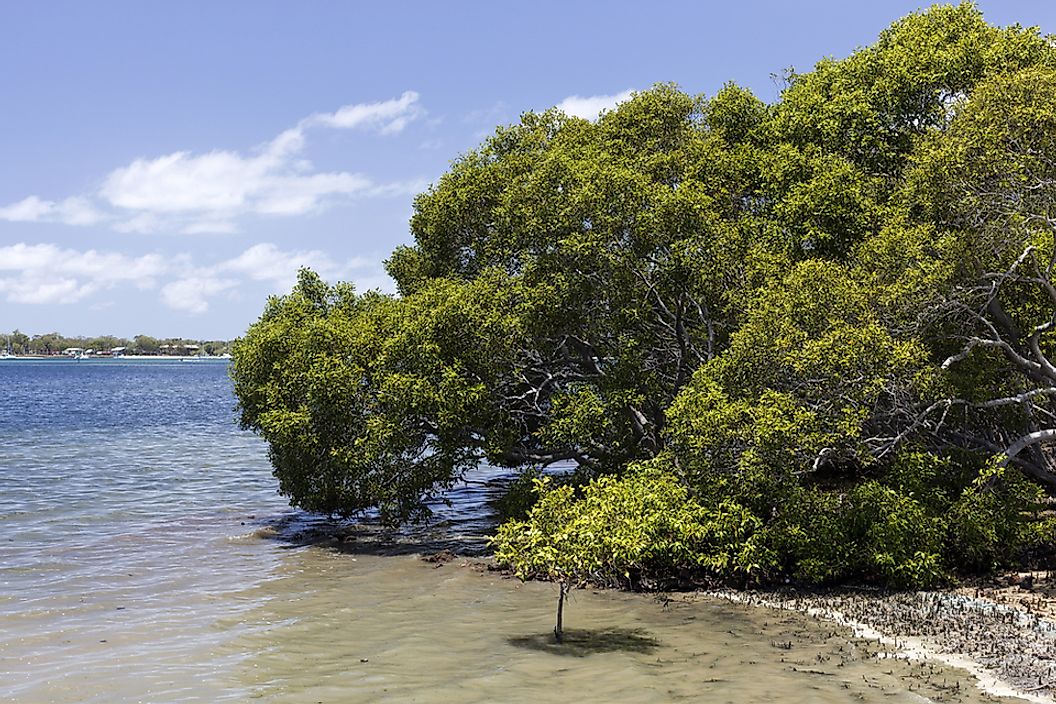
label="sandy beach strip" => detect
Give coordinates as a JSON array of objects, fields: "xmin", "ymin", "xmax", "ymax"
[{"xmin": 699, "ymin": 572, "xmax": 1056, "ymax": 703}]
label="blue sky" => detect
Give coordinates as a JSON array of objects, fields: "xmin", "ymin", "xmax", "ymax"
[{"xmin": 1, "ymin": 1, "xmax": 1054, "ymax": 339}]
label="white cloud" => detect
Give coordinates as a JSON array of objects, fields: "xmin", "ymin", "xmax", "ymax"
[
  {"xmin": 365, "ymin": 178, "xmax": 431, "ymax": 198},
  {"xmin": 463, "ymin": 101, "xmax": 508, "ymax": 125},
  {"xmin": 555, "ymin": 89, "xmax": 636, "ymax": 120},
  {"xmin": 0, "ymin": 278, "xmax": 95, "ymax": 305},
  {"xmin": 0, "ymin": 242, "xmax": 167, "ymax": 280},
  {"xmin": 113, "ymin": 213, "xmax": 162, "ymax": 234},
  {"xmin": 266, "ymin": 127, "xmax": 307, "ymax": 158},
  {"xmin": 0, "ymin": 92, "xmax": 426, "ymax": 235},
  {"xmin": 0, "ymin": 243, "xmax": 168, "ymax": 304},
  {"xmin": 305, "ymin": 91, "xmax": 423, "ymax": 134},
  {"xmin": 0, "ymin": 196, "xmax": 52, "ymax": 221},
  {"xmin": 99, "ymin": 148, "xmax": 373, "ymax": 223},
  {"xmin": 254, "ymin": 172, "xmax": 372, "ymax": 216},
  {"xmin": 0, "ymin": 195, "xmax": 107, "ymax": 226},
  {"xmin": 219, "ymin": 243, "xmax": 343, "ymax": 290},
  {"xmin": 160, "ymin": 243, "xmax": 378, "ymax": 314},
  {"xmin": 180, "ymin": 219, "xmax": 239, "ymax": 235},
  {"xmin": 54, "ymin": 197, "xmax": 106, "ymax": 226},
  {"xmin": 160, "ymin": 275, "xmax": 238, "ymax": 314},
  {"xmin": 102, "ymin": 151, "xmax": 260, "ymax": 213},
  {"xmin": 0, "ymin": 240, "xmax": 389, "ymax": 313}
]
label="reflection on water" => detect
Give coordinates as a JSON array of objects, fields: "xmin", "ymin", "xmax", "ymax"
[{"xmin": 0, "ymin": 360, "xmax": 1014, "ymax": 703}]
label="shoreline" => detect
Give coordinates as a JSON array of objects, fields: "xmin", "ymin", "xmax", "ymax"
[
  {"xmin": 463, "ymin": 545, "xmax": 1055, "ymax": 702},
  {"xmin": 0, "ymin": 354, "xmax": 228, "ymax": 361},
  {"xmin": 284, "ymin": 520, "xmax": 1056, "ymax": 702},
  {"xmin": 693, "ymin": 574, "xmax": 1056, "ymax": 704}
]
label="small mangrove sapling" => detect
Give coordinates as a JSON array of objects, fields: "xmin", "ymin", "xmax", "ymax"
[{"xmin": 492, "ymin": 467, "xmax": 761, "ymax": 642}]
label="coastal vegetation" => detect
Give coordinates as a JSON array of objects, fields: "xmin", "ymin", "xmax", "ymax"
[
  {"xmin": 232, "ymin": 3, "xmax": 1056, "ymax": 595},
  {"xmin": 3, "ymin": 330, "xmax": 233, "ymax": 356}
]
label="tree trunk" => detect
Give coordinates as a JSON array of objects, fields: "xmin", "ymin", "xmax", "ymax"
[
  {"xmin": 554, "ymin": 580, "xmax": 568, "ymax": 643},
  {"xmin": 1000, "ymin": 428, "xmax": 1056, "ymax": 490}
]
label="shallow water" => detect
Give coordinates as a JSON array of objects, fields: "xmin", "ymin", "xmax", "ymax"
[{"xmin": 0, "ymin": 359, "xmax": 1015, "ymax": 702}]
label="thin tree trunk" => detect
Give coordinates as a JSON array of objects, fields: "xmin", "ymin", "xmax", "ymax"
[{"xmin": 554, "ymin": 580, "xmax": 568, "ymax": 643}]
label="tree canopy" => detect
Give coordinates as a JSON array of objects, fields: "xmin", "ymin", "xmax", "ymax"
[{"xmin": 233, "ymin": 3, "xmax": 1056, "ymax": 587}]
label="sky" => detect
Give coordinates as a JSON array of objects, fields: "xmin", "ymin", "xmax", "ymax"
[{"xmin": 1, "ymin": 2, "xmax": 1054, "ymax": 340}]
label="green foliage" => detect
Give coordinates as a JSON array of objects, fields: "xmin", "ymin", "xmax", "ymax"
[
  {"xmin": 847, "ymin": 481, "xmax": 946, "ymax": 588},
  {"xmin": 666, "ymin": 258, "xmax": 934, "ymax": 493},
  {"xmin": 947, "ymin": 458, "xmax": 1050, "ymax": 571},
  {"xmin": 491, "ymin": 468, "xmax": 547, "ymax": 523},
  {"xmin": 909, "ymin": 65, "xmax": 1056, "ymax": 271},
  {"xmin": 492, "ymin": 464, "xmax": 765, "ymax": 588},
  {"xmin": 774, "ymin": 3, "xmax": 1051, "ymax": 179},
  {"xmin": 234, "ymin": 4, "xmax": 1056, "ymax": 589},
  {"xmin": 232, "ymin": 268, "xmax": 529, "ymax": 523}
]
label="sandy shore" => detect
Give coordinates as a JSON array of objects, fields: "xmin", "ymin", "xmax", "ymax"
[
  {"xmin": 700, "ymin": 571, "xmax": 1056, "ymax": 703},
  {"xmin": 287, "ymin": 522, "xmax": 1056, "ymax": 702}
]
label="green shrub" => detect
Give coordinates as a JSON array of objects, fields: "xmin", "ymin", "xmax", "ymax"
[
  {"xmin": 848, "ymin": 481, "xmax": 946, "ymax": 588},
  {"xmin": 763, "ymin": 486, "xmax": 856, "ymax": 584},
  {"xmin": 492, "ymin": 463, "xmax": 767, "ymax": 589},
  {"xmin": 687, "ymin": 452, "xmax": 953, "ymax": 588},
  {"xmin": 947, "ymin": 458, "xmax": 1049, "ymax": 572}
]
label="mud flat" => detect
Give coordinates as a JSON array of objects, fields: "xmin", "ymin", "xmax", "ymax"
[{"xmin": 701, "ymin": 572, "xmax": 1056, "ymax": 704}]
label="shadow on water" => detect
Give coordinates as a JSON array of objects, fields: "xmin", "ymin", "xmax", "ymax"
[
  {"xmin": 254, "ymin": 516, "xmax": 485, "ymax": 557},
  {"xmin": 507, "ymin": 628, "xmax": 660, "ymax": 657},
  {"xmin": 250, "ymin": 466, "xmax": 531, "ymax": 557}
]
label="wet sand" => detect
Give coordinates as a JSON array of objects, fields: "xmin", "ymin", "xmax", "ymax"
[
  {"xmin": 278, "ymin": 519, "xmax": 1056, "ymax": 702},
  {"xmin": 701, "ymin": 574, "xmax": 1056, "ymax": 704},
  {"xmin": 219, "ymin": 545, "xmax": 1021, "ymax": 704}
]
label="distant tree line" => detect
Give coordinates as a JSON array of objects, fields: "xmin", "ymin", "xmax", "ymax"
[{"xmin": 3, "ymin": 330, "xmax": 233, "ymax": 356}]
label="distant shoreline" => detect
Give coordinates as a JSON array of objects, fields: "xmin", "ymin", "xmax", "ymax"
[
  {"xmin": 0, "ymin": 354, "xmax": 230, "ymax": 361},
  {"xmin": 2, "ymin": 332, "xmax": 234, "ymax": 359}
]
